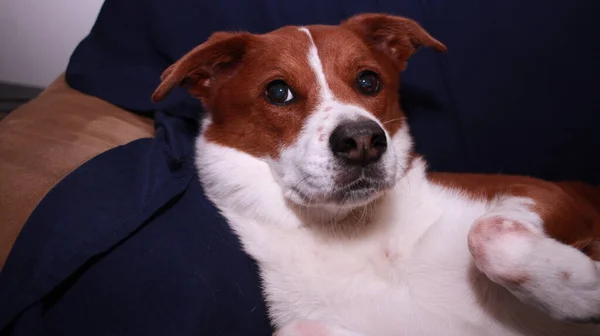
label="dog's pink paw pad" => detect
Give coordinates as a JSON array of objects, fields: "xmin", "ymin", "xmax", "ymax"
[
  {"xmin": 469, "ymin": 217, "xmax": 533, "ymax": 250},
  {"xmin": 472, "ymin": 216, "xmax": 531, "ymax": 237},
  {"xmin": 468, "ymin": 216, "xmax": 537, "ymax": 287}
]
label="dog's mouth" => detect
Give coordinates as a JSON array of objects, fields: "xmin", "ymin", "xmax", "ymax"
[
  {"xmin": 331, "ymin": 175, "xmax": 389, "ymax": 206},
  {"xmin": 289, "ymin": 167, "xmax": 392, "ymax": 208}
]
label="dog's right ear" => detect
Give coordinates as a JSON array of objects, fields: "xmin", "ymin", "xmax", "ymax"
[
  {"xmin": 151, "ymin": 32, "xmax": 252, "ymax": 102},
  {"xmin": 342, "ymin": 13, "xmax": 447, "ymax": 72}
]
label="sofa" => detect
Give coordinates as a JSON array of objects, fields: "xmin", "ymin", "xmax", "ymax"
[{"xmin": 0, "ymin": 0, "xmax": 598, "ymax": 335}]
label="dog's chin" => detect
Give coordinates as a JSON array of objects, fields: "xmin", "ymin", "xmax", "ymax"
[
  {"xmin": 286, "ymin": 178, "xmax": 392, "ymax": 210},
  {"xmin": 331, "ymin": 184, "xmax": 386, "ymax": 208}
]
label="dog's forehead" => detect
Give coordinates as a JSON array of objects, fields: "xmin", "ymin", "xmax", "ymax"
[
  {"xmin": 260, "ymin": 24, "xmax": 370, "ymax": 60},
  {"xmin": 300, "ymin": 25, "xmax": 379, "ymax": 77},
  {"xmin": 263, "ymin": 25, "xmax": 308, "ymax": 42},
  {"xmin": 303, "ymin": 25, "xmax": 368, "ymax": 50}
]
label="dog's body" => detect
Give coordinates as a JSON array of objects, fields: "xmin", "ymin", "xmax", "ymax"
[
  {"xmin": 199, "ymin": 140, "xmax": 600, "ymax": 336},
  {"xmin": 153, "ymin": 14, "xmax": 600, "ymax": 336}
]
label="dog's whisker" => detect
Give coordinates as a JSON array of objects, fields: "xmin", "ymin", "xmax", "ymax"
[{"xmin": 381, "ymin": 117, "xmax": 404, "ymax": 126}]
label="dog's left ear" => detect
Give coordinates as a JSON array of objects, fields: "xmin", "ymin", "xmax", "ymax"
[
  {"xmin": 342, "ymin": 13, "xmax": 447, "ymax": 71},
  {"xmin": 151, "ymin": 31, "xmax": 252, "ymax": 102}
]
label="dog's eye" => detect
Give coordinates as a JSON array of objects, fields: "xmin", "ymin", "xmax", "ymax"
[
  {"xmin": 265, "ymin": 80, "xmax": 294, "ymax": 105},
  {"xmin": 357, "ymin": 71, "xmax": 381, "ymax": 95}
]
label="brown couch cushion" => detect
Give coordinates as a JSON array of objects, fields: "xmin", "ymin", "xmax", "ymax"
[{"xmin": 0, "ymin": 75, "xmax": 154, "ymax": 267}]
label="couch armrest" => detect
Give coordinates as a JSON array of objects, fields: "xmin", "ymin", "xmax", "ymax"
[{"xmin": 0, "ymin": 74, "xmax": 155, "ymax": 267}]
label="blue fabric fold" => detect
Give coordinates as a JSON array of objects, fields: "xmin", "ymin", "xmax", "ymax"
[{"xmin": 0, "ymin": 110, "xmax": 271, "ymax": 335}]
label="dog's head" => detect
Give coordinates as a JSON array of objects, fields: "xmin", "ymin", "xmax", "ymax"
[{"xmin": 153, "ymin": 13, "xmax": 446, "ymax": 211}]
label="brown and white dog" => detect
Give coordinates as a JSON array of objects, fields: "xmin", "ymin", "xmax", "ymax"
[{"xmin": 152, "ymin": 13, "xmax": 600, "ymax": 336}]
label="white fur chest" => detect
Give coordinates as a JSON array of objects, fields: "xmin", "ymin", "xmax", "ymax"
[{"xmin": 230, "ymin": 188, "xmax": 493, "ymax": 336}]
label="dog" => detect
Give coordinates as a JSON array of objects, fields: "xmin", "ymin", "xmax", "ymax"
[{"xmin": 152, "ymin": 13, "xmax": 600, "ymax": 336}]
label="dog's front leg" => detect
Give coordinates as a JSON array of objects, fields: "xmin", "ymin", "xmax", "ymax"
[
  {"xmin": 274, "ymin": 320, "xmax": 367, "ymax": 336},
  {"xmin": 467, "ymin": 192, "xmax": 600, "ymax": 323}
]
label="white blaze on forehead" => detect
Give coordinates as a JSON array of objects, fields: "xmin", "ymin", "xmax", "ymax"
[
  {"xmin": 298, "ymin": 27, "xmax": 333, "ymax": 102},
  {"xmin": 296, "ymin": 26, "xmax": 389, "ymax": 128}
]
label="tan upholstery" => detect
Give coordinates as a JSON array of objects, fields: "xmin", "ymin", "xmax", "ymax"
[{"xmin": 0, "ymin": 75, "xmax": 155, "ymax": 267}]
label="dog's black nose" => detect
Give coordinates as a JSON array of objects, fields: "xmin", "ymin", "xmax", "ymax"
[{"xmin": 329, "ymin": 120, "xmax": 387, "ymax": 166}]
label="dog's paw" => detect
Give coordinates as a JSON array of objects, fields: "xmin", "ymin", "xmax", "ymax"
[
  {"xmin": 468, "ymin": 216, "xmax": 537, "ymax": 287},
  {"xmin": 468, "ymin": 211, "xmax": 600, "ymax": 323}
]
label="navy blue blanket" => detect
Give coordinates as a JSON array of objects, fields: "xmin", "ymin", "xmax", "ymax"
[{"xmin": 1, "ymin": 0, "xmax": 599, "ymax": 335}]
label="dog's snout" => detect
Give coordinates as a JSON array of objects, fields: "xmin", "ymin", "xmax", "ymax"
[{"xmin": 329, "ymin": 120, "xmax": 387, "ymax": 166}]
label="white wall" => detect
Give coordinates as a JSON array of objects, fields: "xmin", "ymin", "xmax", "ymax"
[{"xmin": 0, "ymin": 0, "xmax": 104, "ymax": 88}]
